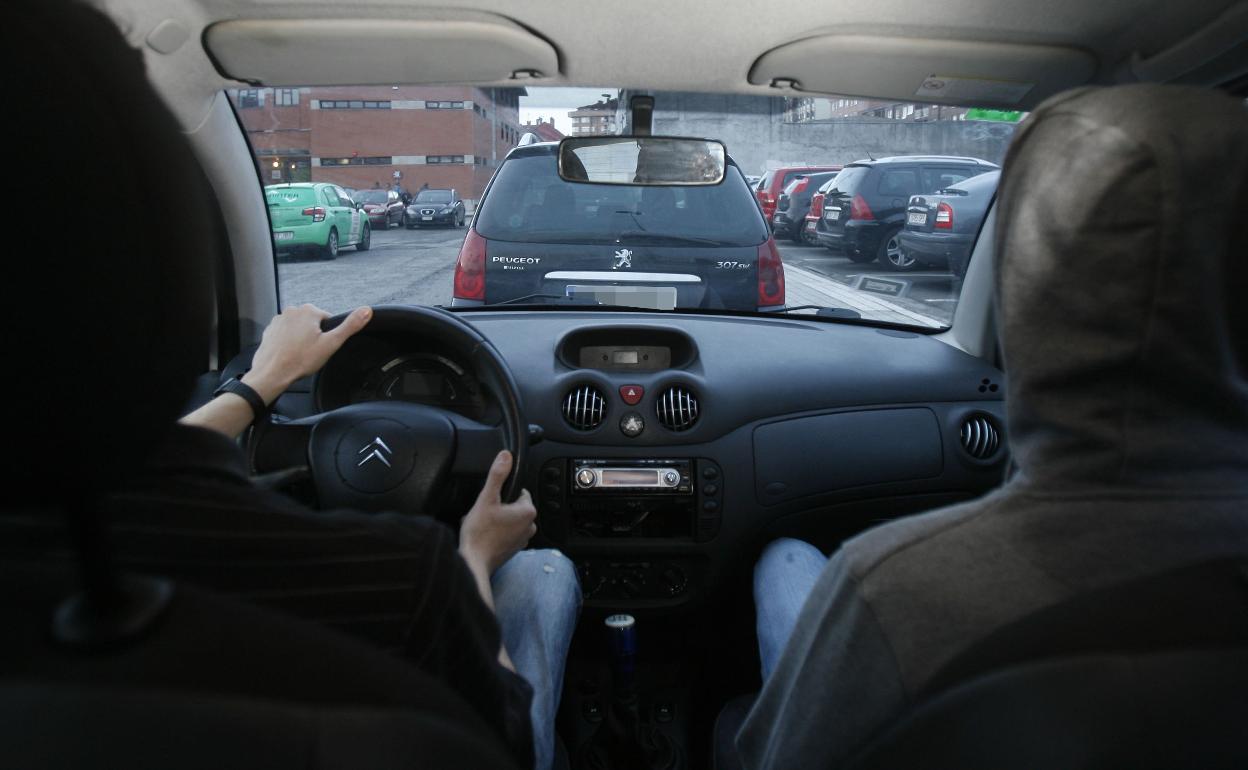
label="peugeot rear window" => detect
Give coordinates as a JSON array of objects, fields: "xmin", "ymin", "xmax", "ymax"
[
  {"xmin": 474, "ymin": 154, "xmax": 769, "ymax": 247},
  {"xmin": 266, "ymin": 187, "xmax": 317, "ymax": 206}
]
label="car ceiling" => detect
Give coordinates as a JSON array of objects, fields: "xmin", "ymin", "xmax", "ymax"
[{"xmin": 101, "ymin": 0, "xmax": 1245, "ymax": 134}]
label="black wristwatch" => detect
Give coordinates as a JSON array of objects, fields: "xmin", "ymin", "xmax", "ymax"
[{"xmin": 213, "ymin": 377, "xmax": 268, "ymax": 422}]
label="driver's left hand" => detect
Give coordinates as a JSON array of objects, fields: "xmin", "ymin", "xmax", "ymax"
[{"xmin": 244, "ymin": 304, "xmax": 372, "ymax": 402}]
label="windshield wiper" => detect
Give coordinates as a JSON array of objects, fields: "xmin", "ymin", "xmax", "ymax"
[
  {"xmin": 615, "ymin": 230, "xmax": 725, "ymax": 247},
  {"xmin": 775, "ymin": 305, "xmax": 863, "ymax": 320}
]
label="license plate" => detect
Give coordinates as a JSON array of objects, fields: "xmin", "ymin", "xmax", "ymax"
[
  {"xmin": 565, "ymin": 285, "xmax": 678, "ymax": 311},
  {"xmin": 908, "ymin": 212, "xmax": 927, "ymax": 225},
  {"xmin": 825, "ymin": 208, "xmax": 840, "ymax": 221},
  {"xmin": 421, "ymin": 216, "xmax": 433, "ymax": 221},
  {"xmin": 274, "ymin": 231, "xmax": 294, "ymax": 241}
]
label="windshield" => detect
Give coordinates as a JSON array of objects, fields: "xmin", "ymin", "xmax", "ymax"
[
  {"xmin": 415, "ymin": 190, "xmax": 454, "ymax": 203},
  {"xmin": 248, "ymin": 87, "xmax": 1016, "ymax": 327},
  {"xmin": 354, "ymin": 190, "xmax": 390, "ymax": 204}
]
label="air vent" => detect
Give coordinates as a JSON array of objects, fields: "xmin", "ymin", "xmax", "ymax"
[
  {"xmin": 562, "ymin": 384, "xmax": 606, "ymax": 430},
  {"xmin": 960, "ymin": 414, "xmax": 1001, "ymax": 460},
  {"xmin": 656, "ymin": 386, "xmax": 700, "ymax": 432}
]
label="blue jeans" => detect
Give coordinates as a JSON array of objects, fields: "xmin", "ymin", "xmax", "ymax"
[
  {"xmin": 493, "ymin": 548, "xmax": 583, "ymax": 770},
  {"xmin": 753, "ymin": 538, "xmax": 829, "ymax": 681}
]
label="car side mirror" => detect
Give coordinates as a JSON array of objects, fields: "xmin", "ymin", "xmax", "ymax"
[{"xmin": 355, "ymin": 202, "xmax": 364, "ymax": 210}]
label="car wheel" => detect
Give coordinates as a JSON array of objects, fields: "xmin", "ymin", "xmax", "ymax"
[
  {"xmin": 457, "ymin": 212, "xmax": 464, "ymax": 227},
  {"xmin": 321, "ymin": 228, "xmax": 339, "ymax": 260},
  {"xmin": 876, "ymin": 230, "xmax": 918, "ymax": 271},
  {"xmin": 356, "ymin": 223, "xmax": 371, "ymax": 252}
]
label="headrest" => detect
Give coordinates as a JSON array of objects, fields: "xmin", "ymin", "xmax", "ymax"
[
  {"xmin": 2, "ymin": 0, "xmax": 216, "ymax": 503},
  {"xmin": 994, "ymin": 84, "xmax": 1248, "ymax": 488}
]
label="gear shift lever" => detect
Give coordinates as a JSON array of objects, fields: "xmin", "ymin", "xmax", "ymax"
[{"xmin": 582, "ymin": 613, "xmax": 680, "ymax": 770}]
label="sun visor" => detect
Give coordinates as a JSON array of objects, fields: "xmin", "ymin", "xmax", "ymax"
[
  {"xmin": 749, "ymin": 35, "xmax": 1097, "ymax": 108},
  {"xmin": 205, "ymin": 18, "xmax": 559, "ymax": 86}
]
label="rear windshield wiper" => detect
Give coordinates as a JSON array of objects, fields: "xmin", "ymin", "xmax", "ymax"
[
  {"xmin": 615, "ymin": 230, "xmax": 726, "ymax": 247},
  {"xmin": 481, "ymin": 293, "xmax": 601, "ymax": 307}
]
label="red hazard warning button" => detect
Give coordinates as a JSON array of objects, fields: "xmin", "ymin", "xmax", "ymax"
[{"xmin": 619, "ymin": 385, "xmax": 644, "ymax": 405}]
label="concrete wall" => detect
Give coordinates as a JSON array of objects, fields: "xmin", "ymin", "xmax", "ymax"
[{"xmin": 628, "ymin": 92, "xmax": 1016, "ymax": 177}]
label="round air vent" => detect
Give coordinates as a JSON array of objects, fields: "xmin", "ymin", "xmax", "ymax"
[
  {"xmin": 960, "ymin": 414, "xmax": 1001, "ymax": 460},
  {"xmin": 562, "ymin": 384, "xmax": 606, "ymax": 431},
  {"xmin": 656, "ymin": 386, "xmax": 700, "ymax": 432}
]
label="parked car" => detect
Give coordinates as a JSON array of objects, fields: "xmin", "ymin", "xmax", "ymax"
[
  {"xmin": 353, "ymin": 189, "xmax": 404, "ymax": 229},
  {"xmin": 803, "ymin": 176, "xmax": 837, "ymax": 245},
  {"xmin": 453, "ymin": 140, "xmax": 784, "ymax": 311},
  {"xmin": 264, "ymin": 182, "xmax": 371, "ymax": 259},
  {"xmin": 755, "ymin": 165, "xmax": 842, "ymax": 223},
  {"xmin": 899, "ymin": 170, "xmax": 1001, "ymax": 277},
  {"xmin": 405, "ymin": 188, "xmax": 466, "ymax": 228},
  {"xmin": 815, "ymin": 156, "xmax": 998, "ymax": 271},
  {"xmin": 772, "ymin": 170, "xmax": 838, "ymax": 243}
]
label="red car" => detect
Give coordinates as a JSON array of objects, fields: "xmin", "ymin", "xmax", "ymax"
[
  {"xmin": 352, "ymin": 189, "xmax": 404, "ymax": 229},
  {"xmin": 755, "ymin": 165, "xmax": 842, "ymax": 223}
]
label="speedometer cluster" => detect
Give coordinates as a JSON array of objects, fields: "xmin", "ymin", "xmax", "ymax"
[{"xmin": 355, "ymin": 354, "xmax": 485, "ymax": 417}]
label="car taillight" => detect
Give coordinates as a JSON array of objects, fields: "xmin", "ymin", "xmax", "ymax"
[
  {"xmin": 301, "ymin": 206, "xmax": 326, "ymax": 222},
  {"xmin": 809, "ymin": 193, "xmax": 825, "ymax": 219},
  {"xmin": 935, "ymin": 202, "xmax": 954, "ymax": 229},
  {"xmin": 454, "ymin": 229, "xmax": 487, "ymax": 301},
  {"xmin": 849, "ymin": 194, "xmax": 874, "ymax": 221},
  {"xmin": 757, "ymin": 239, "xmax": 785, "ymax": 308},
  {"xmin": 791, "ymin": 178, "xmax": 809, "ymax": 195}
]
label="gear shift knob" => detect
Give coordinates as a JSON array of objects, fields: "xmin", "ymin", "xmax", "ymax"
[{"xmin": 605, "ymin": 613, "xmax": 637, "ymax": 690}]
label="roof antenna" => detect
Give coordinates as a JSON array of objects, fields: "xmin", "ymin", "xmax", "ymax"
[{"xmin": 866, "ymin": 149, "xmax": 875, "ymax": 161}]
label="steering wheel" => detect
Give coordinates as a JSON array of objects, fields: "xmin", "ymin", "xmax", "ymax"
[{"xmin": 249, "ymin": 306, "xmax": 527, "ymax": 513}]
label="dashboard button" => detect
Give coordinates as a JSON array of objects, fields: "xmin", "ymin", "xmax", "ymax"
[
  {"xmin": 702, "ymin": 466, "xmax": 719, "ymax": 480},
  {"xmin": 703, "ymin": 483, "xmax": 718, "ymax": 496},
  {"xmin": 619, "ymin": 385, "xmax": 644, "ymax": 405},
  {"xmin": 620, "ymin": 412, "xmax": 645, "ymax": 438},
  {"xmin": 702, "ymin": 500, "xmax": 719, "ymax": 513}
]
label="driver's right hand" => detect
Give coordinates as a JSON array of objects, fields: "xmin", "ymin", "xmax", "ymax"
[{"xmin": 459, "ymin": 450, "xmax": 537, "ymax": 575}]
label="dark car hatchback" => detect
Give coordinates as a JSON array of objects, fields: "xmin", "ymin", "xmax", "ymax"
[
  {"xmin": 815, "ymin": 156, "xmax": 997, "ymax": 271},
  {"xmin": 452, "ymin": 142, "xmax": 783, "ymax": 311}
]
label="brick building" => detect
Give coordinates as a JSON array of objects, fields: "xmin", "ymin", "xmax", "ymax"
[
  {"xmin": 230, "ymin": 86, "xmax": 526, "ymax": 202},
  {"xmin": 521, "ymin": 117, "xmax": 565, "ymax": 142},
  {"xmin": 782, "ymin": 96, "xmax": 968, "ymax": 122}
]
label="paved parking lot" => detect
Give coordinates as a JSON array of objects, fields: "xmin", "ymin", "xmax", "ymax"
[{"xmin": 277, "ymin": 226, "xmax": 957, "ymax": 327}]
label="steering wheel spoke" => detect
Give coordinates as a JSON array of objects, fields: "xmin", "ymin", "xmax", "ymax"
[{"xmin": 448, "ymin": 413, "xmax": 506, "ymax": 476}]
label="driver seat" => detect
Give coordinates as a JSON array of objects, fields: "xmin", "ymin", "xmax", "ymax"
[{"xmin": 0, "ymin": 1, "xmax": 519, "ymax": 767}]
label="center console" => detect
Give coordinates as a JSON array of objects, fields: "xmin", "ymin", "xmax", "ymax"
[{"xmin": 538, "ymin": 457, "xmax": 723, "ymax": 603}]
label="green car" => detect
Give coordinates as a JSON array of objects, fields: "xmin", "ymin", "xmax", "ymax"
[{"xmin": 265, "ymin": 182, "xmax": 371, "ymax": 259}]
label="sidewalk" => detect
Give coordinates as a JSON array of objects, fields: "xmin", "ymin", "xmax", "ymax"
[{"xmin": 784, "ymin": 264, "xmax": 944, "ymax": 328}]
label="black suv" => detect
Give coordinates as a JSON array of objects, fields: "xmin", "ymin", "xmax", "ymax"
[
  {"xmin": 815, "ymin": 156, "xmax": 998, "ymax": 271},
  {"xmin": 452, "ymin": 141, "xmax": 782, "ymax": 311}
]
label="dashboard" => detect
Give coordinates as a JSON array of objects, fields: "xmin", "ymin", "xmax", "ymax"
[{"xmin": 241, "ymin": 309, "xmax": 1008, "ymax": 612}]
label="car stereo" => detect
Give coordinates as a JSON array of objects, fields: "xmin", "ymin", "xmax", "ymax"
[{"xmin": 538, "ymin": 458, "xmax": 722, "ymax": 541}]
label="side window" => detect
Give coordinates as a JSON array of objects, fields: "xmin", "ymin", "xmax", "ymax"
[
  {"xmin": 336, "ymin": 187, "xmax": 354, "ymax": 207},
  {"xmin": 877, "ymin": 168, "xmax": 920, "ymax": 197},
  {"xmin": 922, "ymin": 167, "xmax": 973, "ymax": 191},
  {"xmin": 322, "ymin": 188, "xmax": 338, "ymax": 207}
]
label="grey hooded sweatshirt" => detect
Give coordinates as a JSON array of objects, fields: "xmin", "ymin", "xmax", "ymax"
[{"xmin": 736, "ymin": 84, "xmax": 1248, "ymax": 769}]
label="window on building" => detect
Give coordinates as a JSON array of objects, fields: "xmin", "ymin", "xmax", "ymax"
[
  {"xmin": 427, "ymin": 155, "xmax": 465, "ymax": 164},
  {"xmin": 321, "ymin": 156, "xmax": 393, "ymax": 166},
  {"xmin": 427, "ymin": 101, "xmax": 465, "ymax": 109},
  {"xmin": 320, "ymin": 100, "xmax": 390, "ymax": 109},
  {"xmin": 238, "ymin": 89, "xmax": 260, "ymax": 108},
  {"xmin": 275, "ymin": 89, "xmax": 299, "ymax": 107}
]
